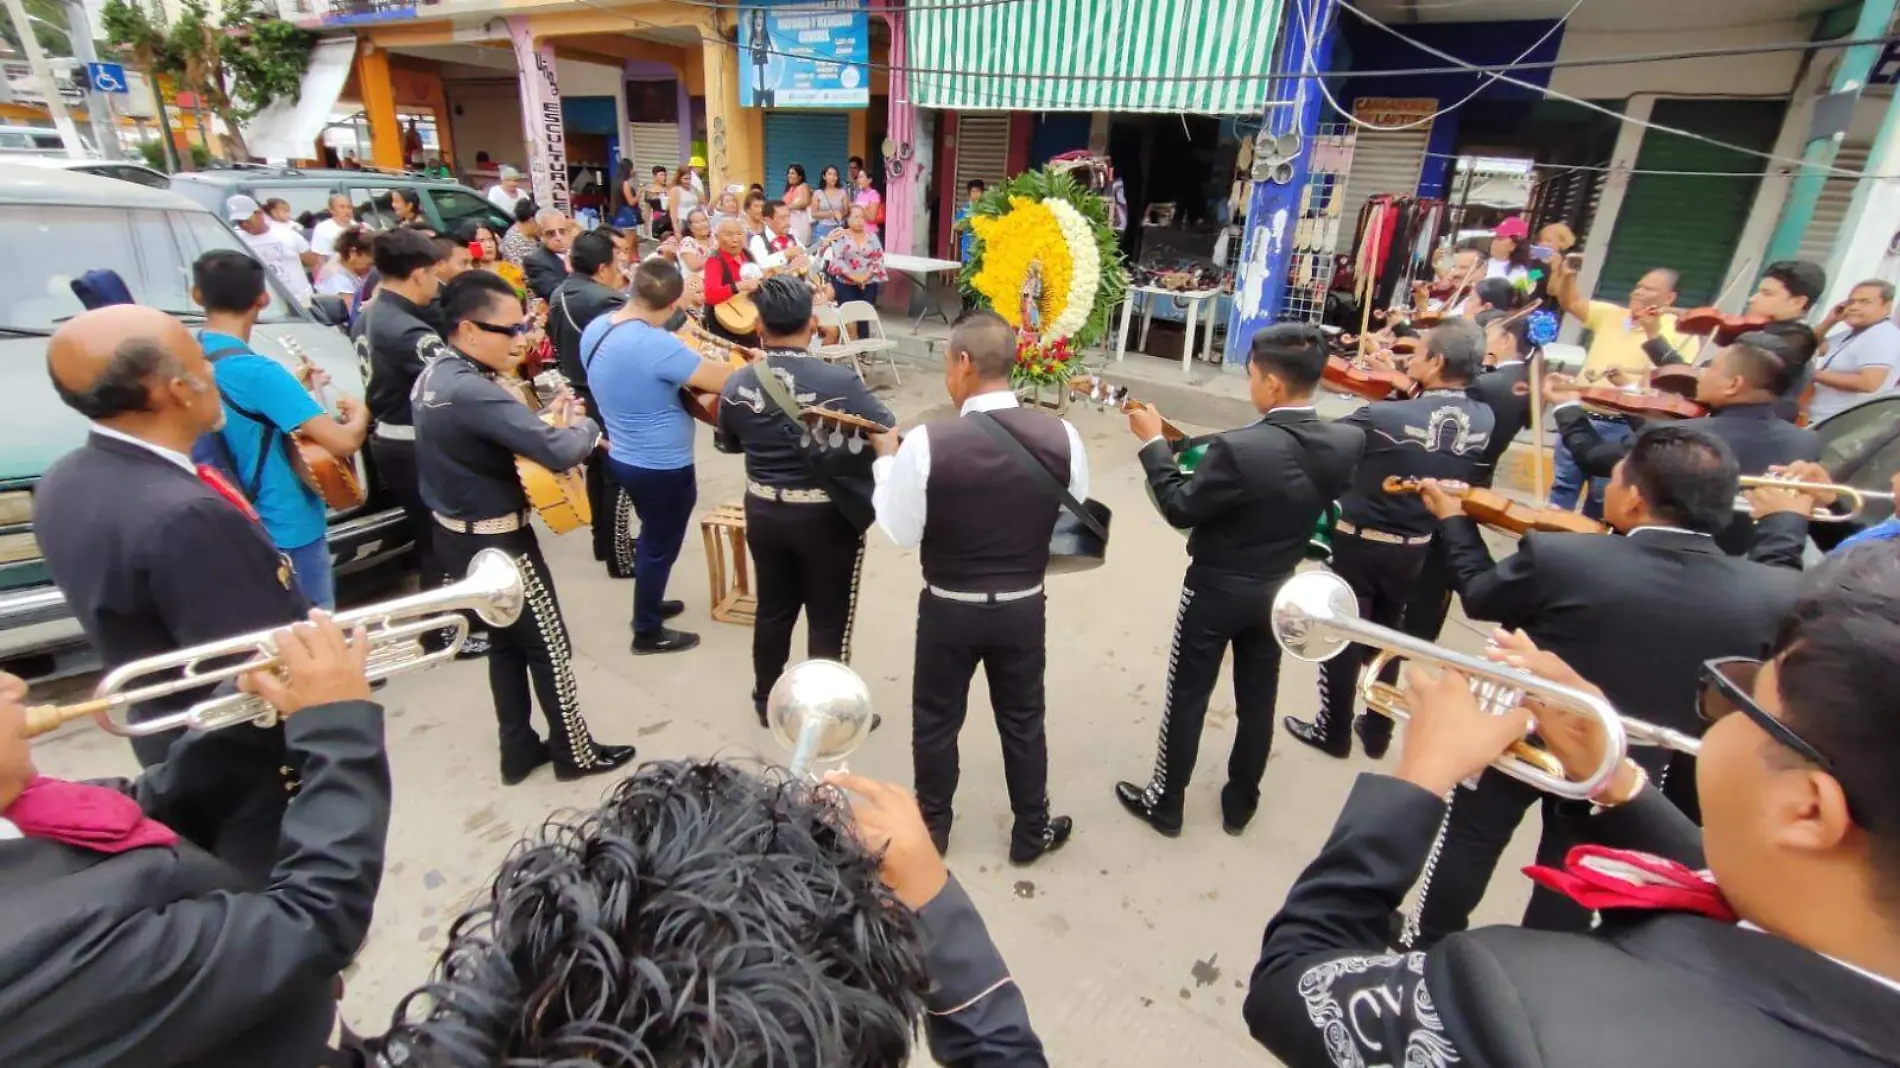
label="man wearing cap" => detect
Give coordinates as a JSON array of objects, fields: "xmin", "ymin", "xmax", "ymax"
[
  {"xmin": 488, "ymin": 166, "xmax": 531, "ymax": 215},
  {"xmin": 228, "ymin": 195, "xmax": 317, "ymax": 305}
]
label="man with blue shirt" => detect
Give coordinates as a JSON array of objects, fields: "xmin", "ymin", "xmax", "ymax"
[
  {"xmin": 953, "ymin": 179, "xmax": 985, "ymax": 262},
  {"xmin": 582, "ymin": 258, "xmax": 736, "ymax": 654},
  {"xmin": 193, "ymin": 251, "xmax": 368, "ymax": 606}
]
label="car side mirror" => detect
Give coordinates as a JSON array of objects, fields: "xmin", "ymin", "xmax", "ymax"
[{"xmin": 308, "ymin": 295, "xmax": 349, "ymax": 328}]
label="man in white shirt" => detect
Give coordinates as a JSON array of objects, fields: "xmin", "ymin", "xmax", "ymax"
[
  {"xmin": 487, "ymin": 166, "xmax": 531, "ymax": 215},
  {"xmin": 308, "ymin": 194, "xmax": 356, "ymax": 258},
  {"xmin": 747, "ymin": 200, "xmax": 808, "ymax": 271},
  {"xmin": 1807, "ymin": 279, "xmax": 1900, "ymax": 424},
  {"xmin": 869, "ymin": 310, "xmax": 1086, "ymax": 866},
  {"xmin": 227, "ymin": 195, "xmax": 316, "ymax": 305}
]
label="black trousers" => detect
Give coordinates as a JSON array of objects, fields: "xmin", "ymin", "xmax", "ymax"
[
  {"xmin": 1139, "ymin": 566, "xmax": 1287, "ymax": 820},
  {"xmin": 370, "ymin": 436, "xmax": 443, "ymax": 592},
  {"xmin": 1314, "ymin": 531, "xmax": 1433, "ymax": 743},
  {"xmin": 433, "ymin": 524, "xmax": 607, "ymax": 769},
  {"xmin": 745, "ymin": 495, "xmax": 865, "ymax": 708},
  {"xmin": 911, "ymin": 591, "xmax": 1050, "ymax": 851},
  {"xmin": 586, "ymin": 451, "xmax": 635, "ymax": 578},
  {"xmin": 1408, "ymin": 746, "xmax": 1700, "ymax": 949},
  {"xmin": 1399, "ymin": 532, "xmax": 1455, "ymax": 645}
]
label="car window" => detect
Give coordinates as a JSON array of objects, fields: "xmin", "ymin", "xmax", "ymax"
[
  {"xmin": 172, "ymin": 212, "xmax": 300, "ymax": 324},
  {"xmin": 426, "ymin": 187, "xmax": 510, "ymax": 235},
  {"xmin": 108, "ymin": 165, "xmax": 170, "ymax": 189},
  {"xmin": 0, "ymin": 205, "xmax": 223, "ymax": 331},
  {"xmin": 349, "ymin": 186, "xmax": 397, "ymax": 229},
  {"xmin": 1816, "ymin": 394, "xmax": 1900, "ymax": 475},
  {"xmin": 250, "ymin": 183, "xmax": 336, "ymax": 220}
]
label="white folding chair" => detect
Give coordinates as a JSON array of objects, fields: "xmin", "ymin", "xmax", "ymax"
[
  {"xmin": 810, "ymin": 303, "xmax": 861, "ymax": 377},
  {"xmin": 835, "ymin": 299, "xmax": 902, "ymax": 385}
]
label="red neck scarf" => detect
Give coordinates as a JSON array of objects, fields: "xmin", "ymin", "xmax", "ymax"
[
  {"xmin": 3, "ymin": 776, "xmax": 179, "ymax": 854},
  {"xmin": 1525, "ymin": 845, "xmax": 1738, "ymax": 923},
  {"xmin": 195, "ymin": 463, "xmax": 261, "ymax": 523}
]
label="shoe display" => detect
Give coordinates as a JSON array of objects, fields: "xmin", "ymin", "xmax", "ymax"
[
  {"xmin": 553, "ymin": 743, "xmax": 637, "ymax": 781},
  {"xmin": 1009, "ymin": 814, "xmax": 1074, "ymax": 865},
  {"xmin": 1283, "ymin": 715, "xmax": 1351, "ymax": 759},
  {"xmin": 631, "ymin": 627, "xmax": 700, "ymax": 654},
  {"xmin": 1113, "ymin": 781, "xmax": 1183, "ymax": 838}
]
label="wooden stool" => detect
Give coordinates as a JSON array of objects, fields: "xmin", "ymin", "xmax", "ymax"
[{"xmin": 700, "ymin": 502, "xmax": 756, "ymax": 626}]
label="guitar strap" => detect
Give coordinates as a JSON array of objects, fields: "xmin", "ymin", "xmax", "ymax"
[
  {"xmin": 970, "ymin": 411, "xmax": 1107, "ymax": 541},
  {"xmin": 580, "ymin": 319, "xmax": 634, "ymax": 374},
  {"xmin": 195, "ymin": 330, "xmax": 278, "ymax": 501},
  {"xmin": 752, "ymin": 355, "xmax": 874, "ymax": 531}
]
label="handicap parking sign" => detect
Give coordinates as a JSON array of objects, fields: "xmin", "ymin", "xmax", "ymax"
[{"xmin": 86, "ymin": 62, "xmax": 128, "ymax": 94}]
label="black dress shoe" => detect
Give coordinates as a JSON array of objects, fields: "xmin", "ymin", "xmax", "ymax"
[
  {"xmin": 1009, "ymin": 815, "xmax": 1074, "ymax": 865},
  {"xmin": 631, "ymin": 628, "xmax": 700, "ymax": 654},
  {"xmin": 1354, "ymin": 714, "xmax": 1393, "ymax": 760},
  {"xmin": 1283, "ymin": 715, "xmax": 1351, "ymax": 758},
  {"xmin": 1219, "ymin": 782, "xmax": 1257, "ymax": 837},
  {"xmin": 454, "ymin": 632, "xmax": 492, "ymax": 660},
  {"xmin": 927, "ymin": 825, "xmax": 950, "ymax": 856},
  {"xmin": 500, "ymin": 740, "xmax": 551, "ymax": 785},
  {"xmin": 1113, "ymin": 781, "xmax": 1182, "ymax": 838},
  {"xmin": 554, "ymin": 743, "xmax": 636, "ymax": 781}
]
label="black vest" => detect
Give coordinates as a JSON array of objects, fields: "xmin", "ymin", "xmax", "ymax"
[{"xmin": 920, "ymin": 408, "xmax": 1067, "ymax": 593}]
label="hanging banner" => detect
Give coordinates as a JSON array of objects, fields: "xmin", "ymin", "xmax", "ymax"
[
  {"xmin": 738, "ymin": 0, "xmax": 869, "ymax": 109},
  {"xmin": 508, "ymin": 18, "xmax": 569, "ymax": 216}
]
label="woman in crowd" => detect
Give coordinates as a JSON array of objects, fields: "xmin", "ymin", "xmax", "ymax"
[
  {"xmin": 499, "ymin": 198, "xmax": 540, "ymax": 266},
  {"xmin": 644, "ymin": 165, "xmax": 673, "ymax": 239},
  {"xmin": 668, "ymin": 165, "xmax": 700, "ymax": 235},
  {"xmin": 464, "ymin": 223, "xmax": 502, "ymax": 268},
  {"xmin": 709, "ymin": 186, "xmax": 744, "ymax": 230},
  {"xmin": 811, "ymin": 164, "xmax": 849, "ymax": 242},
  {"xmin": 390, "ymin": 188, "xmax": 423, "ymax": 227},
  {"xmin": 783, "ymin": 162, "xmax": 814, "ymax": 245},
  {"xmin": 825, "ymin": 203, "xmax": 886, "ymax": 337},
  {"xmin": 851, "ymin": 168, "xmax": 884, "ymax": 239},
  {"xmin": 676, "ymin": 208, "xmax": 715, "ymax": 275},
  {"xmin": 316, "ymin": 227, "xmax": 374, "ymax": 306},
  {"xmin": 610, "ymin": 159, "xmax": 638, "ymax": 228}
]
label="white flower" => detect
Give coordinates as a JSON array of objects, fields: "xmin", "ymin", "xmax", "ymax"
[{"xmin": 1043, "ymin": 197, "xmax": 1101, "ymax": 341}]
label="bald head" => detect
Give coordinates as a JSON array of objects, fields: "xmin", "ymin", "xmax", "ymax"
[{"xmin": 48, "ymin": 306, "xmax": 215, "ymax": 433}]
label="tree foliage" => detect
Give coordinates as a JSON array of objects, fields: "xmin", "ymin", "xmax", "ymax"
[{"xmin": 97, "ymin": 0, "xmax": 315, "ymax": 159}]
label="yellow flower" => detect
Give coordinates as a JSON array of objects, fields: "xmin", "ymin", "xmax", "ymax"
[
  {"xmin": 492, "ymin": 261, "xmax": 527, "ymax": 297},
  {"xmin": 970, "ymin": 198, "xmax": 1072, "ymax": 330}
]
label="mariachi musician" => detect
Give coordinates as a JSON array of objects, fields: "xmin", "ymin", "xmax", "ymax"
[
  {"xmin": 1246, "ymin": 544, "xmax": 1900, "ymax": 1068},
  {"xmin": 1549, "ymin": 336, "xmax": 1820, "ymax": 555},
  {"xmin": 1401, "ymin": 309, "xmax": 1535, "ymax": 644},
  {"xmin": 1404, "ymin": 425, "xmax": 1799, "ymax": 949},
  {"xmin": 1644, "ymin": 260, "xmax": 1827, "ymax": 421},
  {"xmin": 702, "ymin": 217, "xmax": 761, "ymax": 344},
  {"xmin": 412, "ymin": 271, "xmax": 633, "ymax": 786},
  {"xmin": 547, "ymin": 229, "xmax": 634, "ymax": 580},
  {"xmin": 1284, "ymin": 320, "xmax": 1495, "ymax": 761},
  {"xmin": 870, "ymin": 309, "xmax": 1087, "ymax": 865},
  {"xmin": 1112, "ymin": 324, "xmax": 1363, "ymax": 838}
]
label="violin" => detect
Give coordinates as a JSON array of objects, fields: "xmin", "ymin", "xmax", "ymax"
[
  {"xmin": 1574, "ymin": 384, "xmax": 1706, "ymax": 420},
  {"xmin": 1323, "ymin": 355, "xmax": 1420, "ymax": 403},
  {"xmin": 1068, "ymin": 375, "xmax": 1209, "ymax": 474},
  {"xmin": 1670, "ymin": 306, "xmax": 1771, "ymax": 347},
  {"xmin": 1383, "ymin": 476, "xmax": 1608, "ymax": 537},
  {"xmin": 1646, "ymin": 365, "xmax": 1702, "ymax": 399}
]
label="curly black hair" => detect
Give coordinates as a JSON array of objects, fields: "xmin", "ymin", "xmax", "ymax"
[{"xmin": 379, "ymin": 762, "xmax": 929, "ymax": 1066}]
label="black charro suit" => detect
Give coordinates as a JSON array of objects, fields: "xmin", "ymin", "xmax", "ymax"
[
  {"xmin": 1404, "ymin": 359, "xmax": 1532, "ymax": 643},
  {"xmin": 0, "ymin": 700, "xmax": 389, "ymax": 1068},
  {"xmin": 1245, "ymin": 773, "xmax": 1900, "ymax": 1068},
  {"xmin": 33, "ymin": 432, "xmax": 309, "ymax": 877},
  {"xmin": 1124, "ymin": 407, "xmax": 1363, "ymax": 829},
  {"xmin": 1553, "ymin": 400, "xmax": 1820, "ymax": 554},
  {"xmin": 1407, "ymin": 520, "xmax": 1799, "ymax": 947}
]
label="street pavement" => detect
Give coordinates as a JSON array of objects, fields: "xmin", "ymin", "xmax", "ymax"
[{"xmin": 29, "ymin": 365, "xmax": 1539, "ymax": 1064}]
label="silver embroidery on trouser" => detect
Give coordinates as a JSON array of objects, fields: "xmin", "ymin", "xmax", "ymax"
[
  {"xmin": 610, "ymin": 486, "xmax": 635, "ymax": 577},
  {"xmin": 1145, "ymin": 583, "xmax": 1197, "ymax": 803},
  {"xmin": 1399, "ymin": 787, "xmax": 1460, "ymax": 948},
  {"xmin": 839, "ymin": 534, "xmax": 867, "ymax": 664},
  {"xmin": 515, "ymin": 552, "xmax": 599, "ymax": 767}
]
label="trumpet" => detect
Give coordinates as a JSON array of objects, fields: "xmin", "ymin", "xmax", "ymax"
[
  {"xmin": 1734, "ymin": 475, "xmax": 1893, "ymax": 523},
  {"xmin": 21, "ymin": 549, "xmax": 526, "ymax": 740},
  {"xmin": 1270, "ymin": 571, "xmax": 1627, "ymax": 800},
  {"xmin": 766, "ymin": 658, "xmax": 878, "ymax": 777}
]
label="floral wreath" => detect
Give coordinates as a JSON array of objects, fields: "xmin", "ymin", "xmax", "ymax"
[{"xmin": 960, "ymin": 168, "xmax": 1128, "ymax": 385}]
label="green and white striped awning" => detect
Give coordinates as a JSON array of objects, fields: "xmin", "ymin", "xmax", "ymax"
[{"xmin": 907, "ymin": 0, "xmax": 1284, "ymax": 114}]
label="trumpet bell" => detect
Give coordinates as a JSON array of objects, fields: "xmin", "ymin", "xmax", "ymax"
[
  {"xmin": 463, "ymin": 548, "xmax": 528, "ymax": 628},
  {"xmin": 1271, "ymin": 571, "xmax": 1358, "ymax": 662},
  {"xmin": 768, "ymin": 659, "xmax": 876, "ymax": 776}
]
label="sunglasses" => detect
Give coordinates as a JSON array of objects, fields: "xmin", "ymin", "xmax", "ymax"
[
  {"xmin": 468, "ymin": 320, "xmax": 529, "ymax": 338},
  {"xmin": 1698, "ymin": 657, "xmax": 1868, "ymax": 827}
]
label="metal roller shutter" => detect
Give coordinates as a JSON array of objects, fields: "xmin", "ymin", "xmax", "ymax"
[
  {"xmin": 765, "ymin": 112, "xmax": 851, "ymax": 196},
  {"xmin": 1798, "ymin": 144, "xmax": 1870, "ymax": 269},
  {"xmin": 627, "ymin": 123, "xmax": 681, "ymax": 174},
  {"xmin": 954, "ymin": 113, "xmax": 1011, "ymax": 195},
  {"xmin": 1335, "ymin": 129, "xmax": 1429, "ymax": 246}
]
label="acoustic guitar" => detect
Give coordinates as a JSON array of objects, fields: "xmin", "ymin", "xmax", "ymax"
[
  {"xmin": 676, "ymin": 321, "xmax": 760, "ymax": 426},
  {"xmin": 281, "ymin": 338, "xmax": 367, "ymax": 510},
  {"xmin": 510, "ymin": 371, "xmax": 592, "ymax": 535}
]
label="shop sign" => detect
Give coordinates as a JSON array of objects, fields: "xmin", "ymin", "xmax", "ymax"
[
  {"xmin": 316, "ymin": 0, "xmax": 421, "ymax": 27},
  {"xmin": 738, "ymin": 0, "xmax": 869, "ymax": 109},
  {"xmin": 509, "ymin": 23, "xmax": 569, "ymax": 215},
  {"xmin": 1351, "ymin": 97, "xmax": 1438, "ymax": 127}
]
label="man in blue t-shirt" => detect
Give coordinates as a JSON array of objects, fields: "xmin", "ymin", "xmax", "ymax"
[
  {"xmin": 193, "ymin": 251, "xmax": 368, "ymax": 607},
  {"xmin": 953, "ymin": 178, "xmax": 985, "ymax": 263},
  {"xmin": 582, "ymin": 258, "xmax": 736, "ymax": 653}
]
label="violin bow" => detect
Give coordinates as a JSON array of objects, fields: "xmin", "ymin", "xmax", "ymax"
[
  {"xmin": 1529, "ymin": 343, "xmax": 1548, "ymax": 501},
  {"xmin": 1710, "ymin": 255, "xmax": 1759, "ymax": 313}
]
